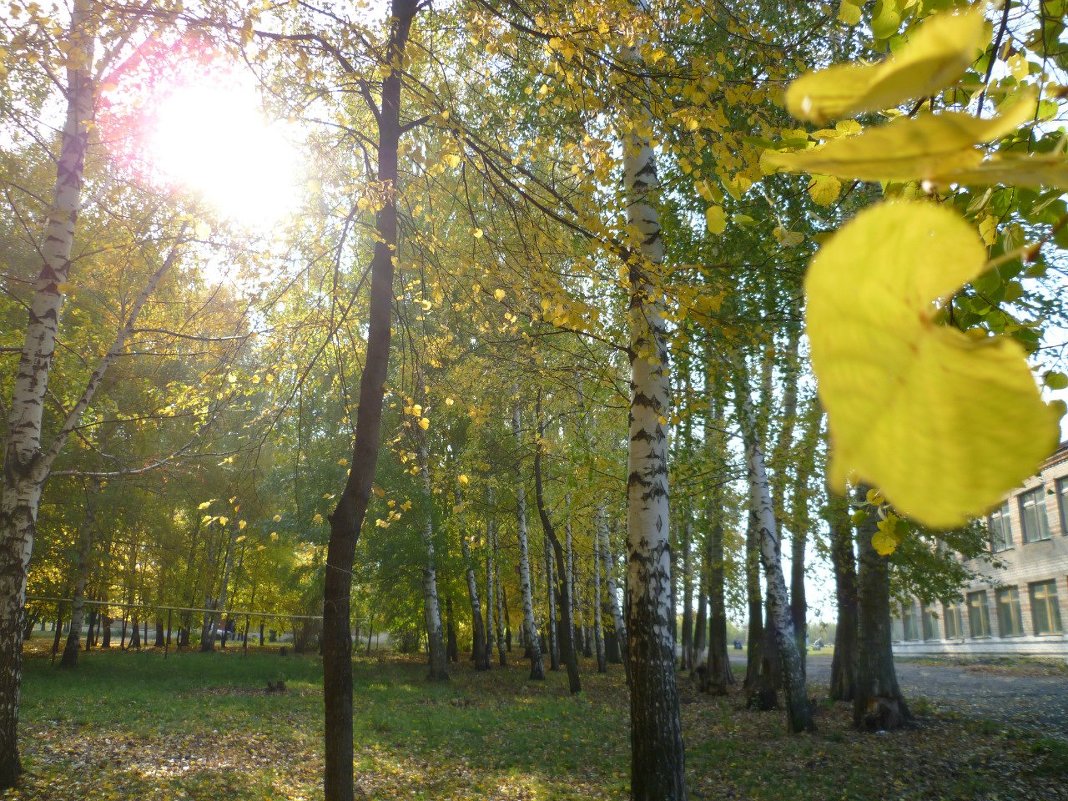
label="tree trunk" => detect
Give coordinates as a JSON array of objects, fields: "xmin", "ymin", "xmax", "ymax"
[
  {"xmin": 789, "ymin": 396, "xmax": 822, "ymax": 679},
  {"xmin": 599, "ymin": 513, "xmax": 628, "ymax": 673},
  {"xmin": 512, "ymin": 401, "xmax": 544, "ymax": 680},
  {"xmin": 705, "ymin": 487, "xmax": 734, "ymax": 694},
  {"xmin": 743, "ymin": 507, "xmax": 763, "ymax": 690},
  {"xmin": 543, "ymin": 528, "xmax": 560, "ymax": 671},
  {"xmin": 129, "ymin": 611, "xmax": 140, "ymax": 650},
  {"xmin": 621, "ymin": 45, "xmax": 686, "ymax": 796},
  {"xmin": 534, "ymin": 396, "xmax": 580, "ymax": 693},
  {"xmin": 416, "ymin": 426, "xmax": 448, "ymax": 681},
  {"xmin": 491, "ymin": 508, "xmax": 506, "ymax": 666},
  {"xmin": 321, "ymin": 5, "xmax": 418, "ymax": 800},
  {"xmin": 61, "ymin": 485, "xmax": 97, "ymax": 668},
  {"xmin": 0, "ymin": 2, "xmax": 94, "ymax": 783},
  {"xmin": 828, "ymin": 489, "xmax": 858, "ymax": 702},
  {"xmin": 679, "ymin": 518, "xmax": 693, "ymax": 671},
  {"xmin": 445, "ymin": 598, "xmax": 458, "ymax": 665},
  {"xmin": 593, "ymin": 521, "xmax": 607, "ymax": 674},
  {"xmin": 460, "ymin": 496, "xmax": 489, "ymax": 670},
  {"xmin": 691, "ymin": 573, "xmax": 707, "ymax": 668},
  {"xmin": 853, "ymin": 485, "xmax": 911, "ymax": 730},
  {"xmin": 734, "ymin": 353, "xmax": 813, "ymax": 733}
]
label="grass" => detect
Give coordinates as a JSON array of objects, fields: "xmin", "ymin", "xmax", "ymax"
[{"xmin": 5, "ymin": 640, "xmax": 1067, "ymax": 801}]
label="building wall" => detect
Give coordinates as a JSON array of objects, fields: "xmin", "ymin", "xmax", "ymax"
[{"xmin": 892, "ymin": 445, "xmax": 1068, "ymax": 661}]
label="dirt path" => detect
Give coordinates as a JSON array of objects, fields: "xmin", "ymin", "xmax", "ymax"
[{"xmin": 801, "ymin": 655, "xmax": 1068, "ymax": 738}]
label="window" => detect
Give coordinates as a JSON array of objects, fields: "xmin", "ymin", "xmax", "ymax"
[
  {"xmin": 1058, "ymin": 477, "xmax": 1068, "ymax": 536},
  {"xmin": 943, "ymin": 604, "xmax": 963, "ymax": 639},
  {"xmin": 989, "ymin": 502, "xmax": 1013, "ymax": 551},
  {"xmin": 967, "ymin": 591, "xmax": 990, "ymax": 638},
  {"xmin": 1019, "ymin": 488, "xmax": 1051, "ymax": 544},
  {"xmin": 1029, "ymin": 580, "xmax": 1063, "ymax": 635},
  {"xmin": 901, "ymin": 603, "xmax": 919, "ymax": 641},
  {"xmin": 891, "ymin": 616, "xmax": 904, "ymax": 643},
  {"xmin": 996, "ymin": 586, "xmax": 1024, "ymax": 636},
  {"xmin": 921, "ymin": 604, "xmax": 940, "ymax": 640}
]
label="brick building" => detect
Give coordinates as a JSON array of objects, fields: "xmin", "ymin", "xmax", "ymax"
[{"xmin": 892, "ymin": 442, "xmax": 1068, "ymax": 660}]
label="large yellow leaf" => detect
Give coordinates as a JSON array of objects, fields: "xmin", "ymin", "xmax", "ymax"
[
  {"xmin": 786, "ymin": 9, "xmax": 988, "ymax": 124},
  {"xmin": 764, "ymin": 94, "xmax": 1034, "ymax": 182},
  {"xmin": 807, "ymin": 200, "xmax": 1060, "ymax": 528},
  {"xmin": 931, "ymin": 154, "xmax": 1068, "ymax": 189}
]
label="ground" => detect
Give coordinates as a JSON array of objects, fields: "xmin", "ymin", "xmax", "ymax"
[{"xmin": 6, "ymin": 642, "xmax": 1068, "ymax": 801}]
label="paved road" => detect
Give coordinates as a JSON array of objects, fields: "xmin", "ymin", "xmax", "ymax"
[{"xmin": 798, "ymin": 655, "xmax": 1068, "ymax": 738}]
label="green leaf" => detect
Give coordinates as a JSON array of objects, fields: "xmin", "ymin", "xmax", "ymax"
[
  {"xmin": 785, "ymin": 8, "xmax": 988, "ymax": 124},
  {"xmin": 807, "ymin": 200, "xmax": 1060, "ymax": 528},
  {"xmin": 764, "ymin": 93, "xmax": 1035, "ymax": 182}
]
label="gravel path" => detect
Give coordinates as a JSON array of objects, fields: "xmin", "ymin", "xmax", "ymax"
[{"xmin": 800, "ymin": 655, "xmax": 1068, "ymax": 738}]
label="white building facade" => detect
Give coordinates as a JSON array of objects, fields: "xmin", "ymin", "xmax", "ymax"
[{"xmin": 892, "ymin": 444, "xmax": 1068, "ymax": 660}]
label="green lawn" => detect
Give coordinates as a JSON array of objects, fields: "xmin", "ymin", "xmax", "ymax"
[{"xmin": 5, "ymin": 641, "xmax": 1066, "ymax": 800}]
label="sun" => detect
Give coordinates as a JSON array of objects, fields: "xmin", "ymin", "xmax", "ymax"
[
  {"xmin": 100, "ymin": 40, "xmax": 305, "ymax": 231},
  {"xmin": 146, "ymin": 80, "xmax": 304, "ymax": 230}
]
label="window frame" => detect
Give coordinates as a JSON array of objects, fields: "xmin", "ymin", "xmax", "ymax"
[
  {"xmin": 1057, "ymin": 477, "xmax": 1068, "ymax": 536},
  {"xmin": 901, "ymin": 603, "xmax": 919, "ymax": 641},
  {"xmin": 1018, "ymin": 487, "xmax": 1051, "ymax": 544},
  {"xmin": 988, "ymin": 501, "xmax": 1013, "ymax": 551},
  {"xmin": 921, "ymin": 603, "xmax": 940, "ymax": 641},
  {"xmin": 1028, "ymin": 579, "xmax": 1064, "ymax": 636},
  {"xmin": 943, "ymin": 603, "xmax": 963, "ymax": 640},
  {"xmin": 995, "ymin": 586, "xmax": 1024, "ymax": 637},
  {"xmin": 967, "ymin": 591, "xmax": 990, "ymax": 638}
]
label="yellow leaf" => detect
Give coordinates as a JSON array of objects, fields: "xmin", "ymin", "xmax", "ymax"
[
  {"xmin": 238, "ymin": 520, "xmax": 247, "ymax": 530},
  {"xmin": 872, "ymin": 515, "xmax": 903, "ymax": 556},
  {"xmin": 197, "ymin": 500, "xmax": 214, "ymax": 510},
  {"xmin": 458, "ymin": 474, "xmax": 469, "ymax": 486},
  {"xmin": 473, "ymin": 228, "xmax": 484, "ymax": 239},
  {"xmin": 273, "ymin": 514, "xmax": 282, "ymax": 522},
  {"xmin": 445, "ymin": 397, "xmax": 454, "ymax": 406},
  {"xmin": 837, "ymin": 0, "xmax": 861, "ymax": 26},
  {"xmin": 764, "ymin": 94, "xmax": 1035, "ymax": 182},
  {"xmin": 419, "ymin": 417, "xmax": 430, "ymax": 430},
  {"xmin": 494, "ymin": 288, "xmax": 506, "ymax": 301},
  {"xmin": 808, "ymin": 174, "xmax": 841, "ymax": 206},
  {"xmin": 705, "ymin": 205, "xmax": 726, "ymax": 234},
  {"xmin": 312, "ymin": 513, "xmax": 324, "ymax": 525},
  {"xmin": 978, "ymin": 215, "xmax": 997, "ymax": 246},
  {"xmin": 787, "ymin": 9, "xmax": 988, "ymax": 124},
  {"xmin": 218, "ymin": 516, "xmax": 229, "ymax": 526},
  {"xmin": 929, "ymin": 154, "xmax": 1068, "ymax": 189},
  {"xmin": 444, "ymin": 154, "xmax": 462, "ymax": 168},
  {"xmin": 808, "ymin": 200, "xmax": 1060, "ymax": 528}
]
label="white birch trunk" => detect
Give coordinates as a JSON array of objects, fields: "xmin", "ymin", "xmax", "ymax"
[
  {"xmin": 512, "ymin": 403, "xmax": 543, "ymax": 679},
  {"xmin": 732, "ymin": 352, "xmax": 813, "ymax": 733},
  {"xmin": 620, "ymin": 20, "xmax": 686, "ymax": 797},
  {"xmin": 593, "ymin": 516, "xmax": 607, "ymax": 673},
  {"xmin": 417, "ymin": 433, "xmax": 448, "ymax": 680}
]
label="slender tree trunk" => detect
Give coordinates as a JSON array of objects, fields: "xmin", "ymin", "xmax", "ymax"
[
  {"xmin": 828, "ymin": 489, "xmax": 858, "ymax": 702},
  {"xmin": 460, "ymin": 496, "xmax": 489, "ymax": 670},
  {"xmin": 491, "ymin": 509, "xmax": 506, "ymax": 666},
  {"xmin": 679, "ymin": 518, "xmax": 693, "ymax": 671},
  {"xmin": 534, "ymin": 396, "xmax": 580, "ymax": 693},
  {"xmin": 705, "ymin": 488, "xmax": 733, "ymax": 693},
  {"xmin": 445, "ymin": 599, "xmax": 458, "ymax": 664},
  {"xmin": 543, "ymin": 529, "xmax": 560, "ymax": 671},
  {"xmin": 416, "ymin": 425, "xmax": 448, "ymax": 681},
  {"xmin": 621, "ymin": 36, "xmax": 685, "ymax": 795},
  {"xmin": 600, "ymin": 513, "xmax": 628, "ymax": 674},
  {"xmin": 60, "ymin": 484, "xmax": 97, "ymax": 668},
  {"xmin": 743, "ymin": 508, "xmax": 763, "ymax": 690},
  {"xmin": 692, "ymin": 573, "xmax": 707, "ymax": 667},
  {"xmin": 322, "ymin": 5, "xmax": 418, "ymax": 800},
  {"xmin": 853, "ymin": 485, "xmax": 911, "ymax": 730},
  {"xmin": 592, "ymin": 523, "xmax": 607, "ymax": 674},
  {"xmin": 734, "ymin": 353, "xmax": 813, "ymax": 733},
  {"xmin": 512, "ymin": 402, "xmax": 544, "ymax": 680}
]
